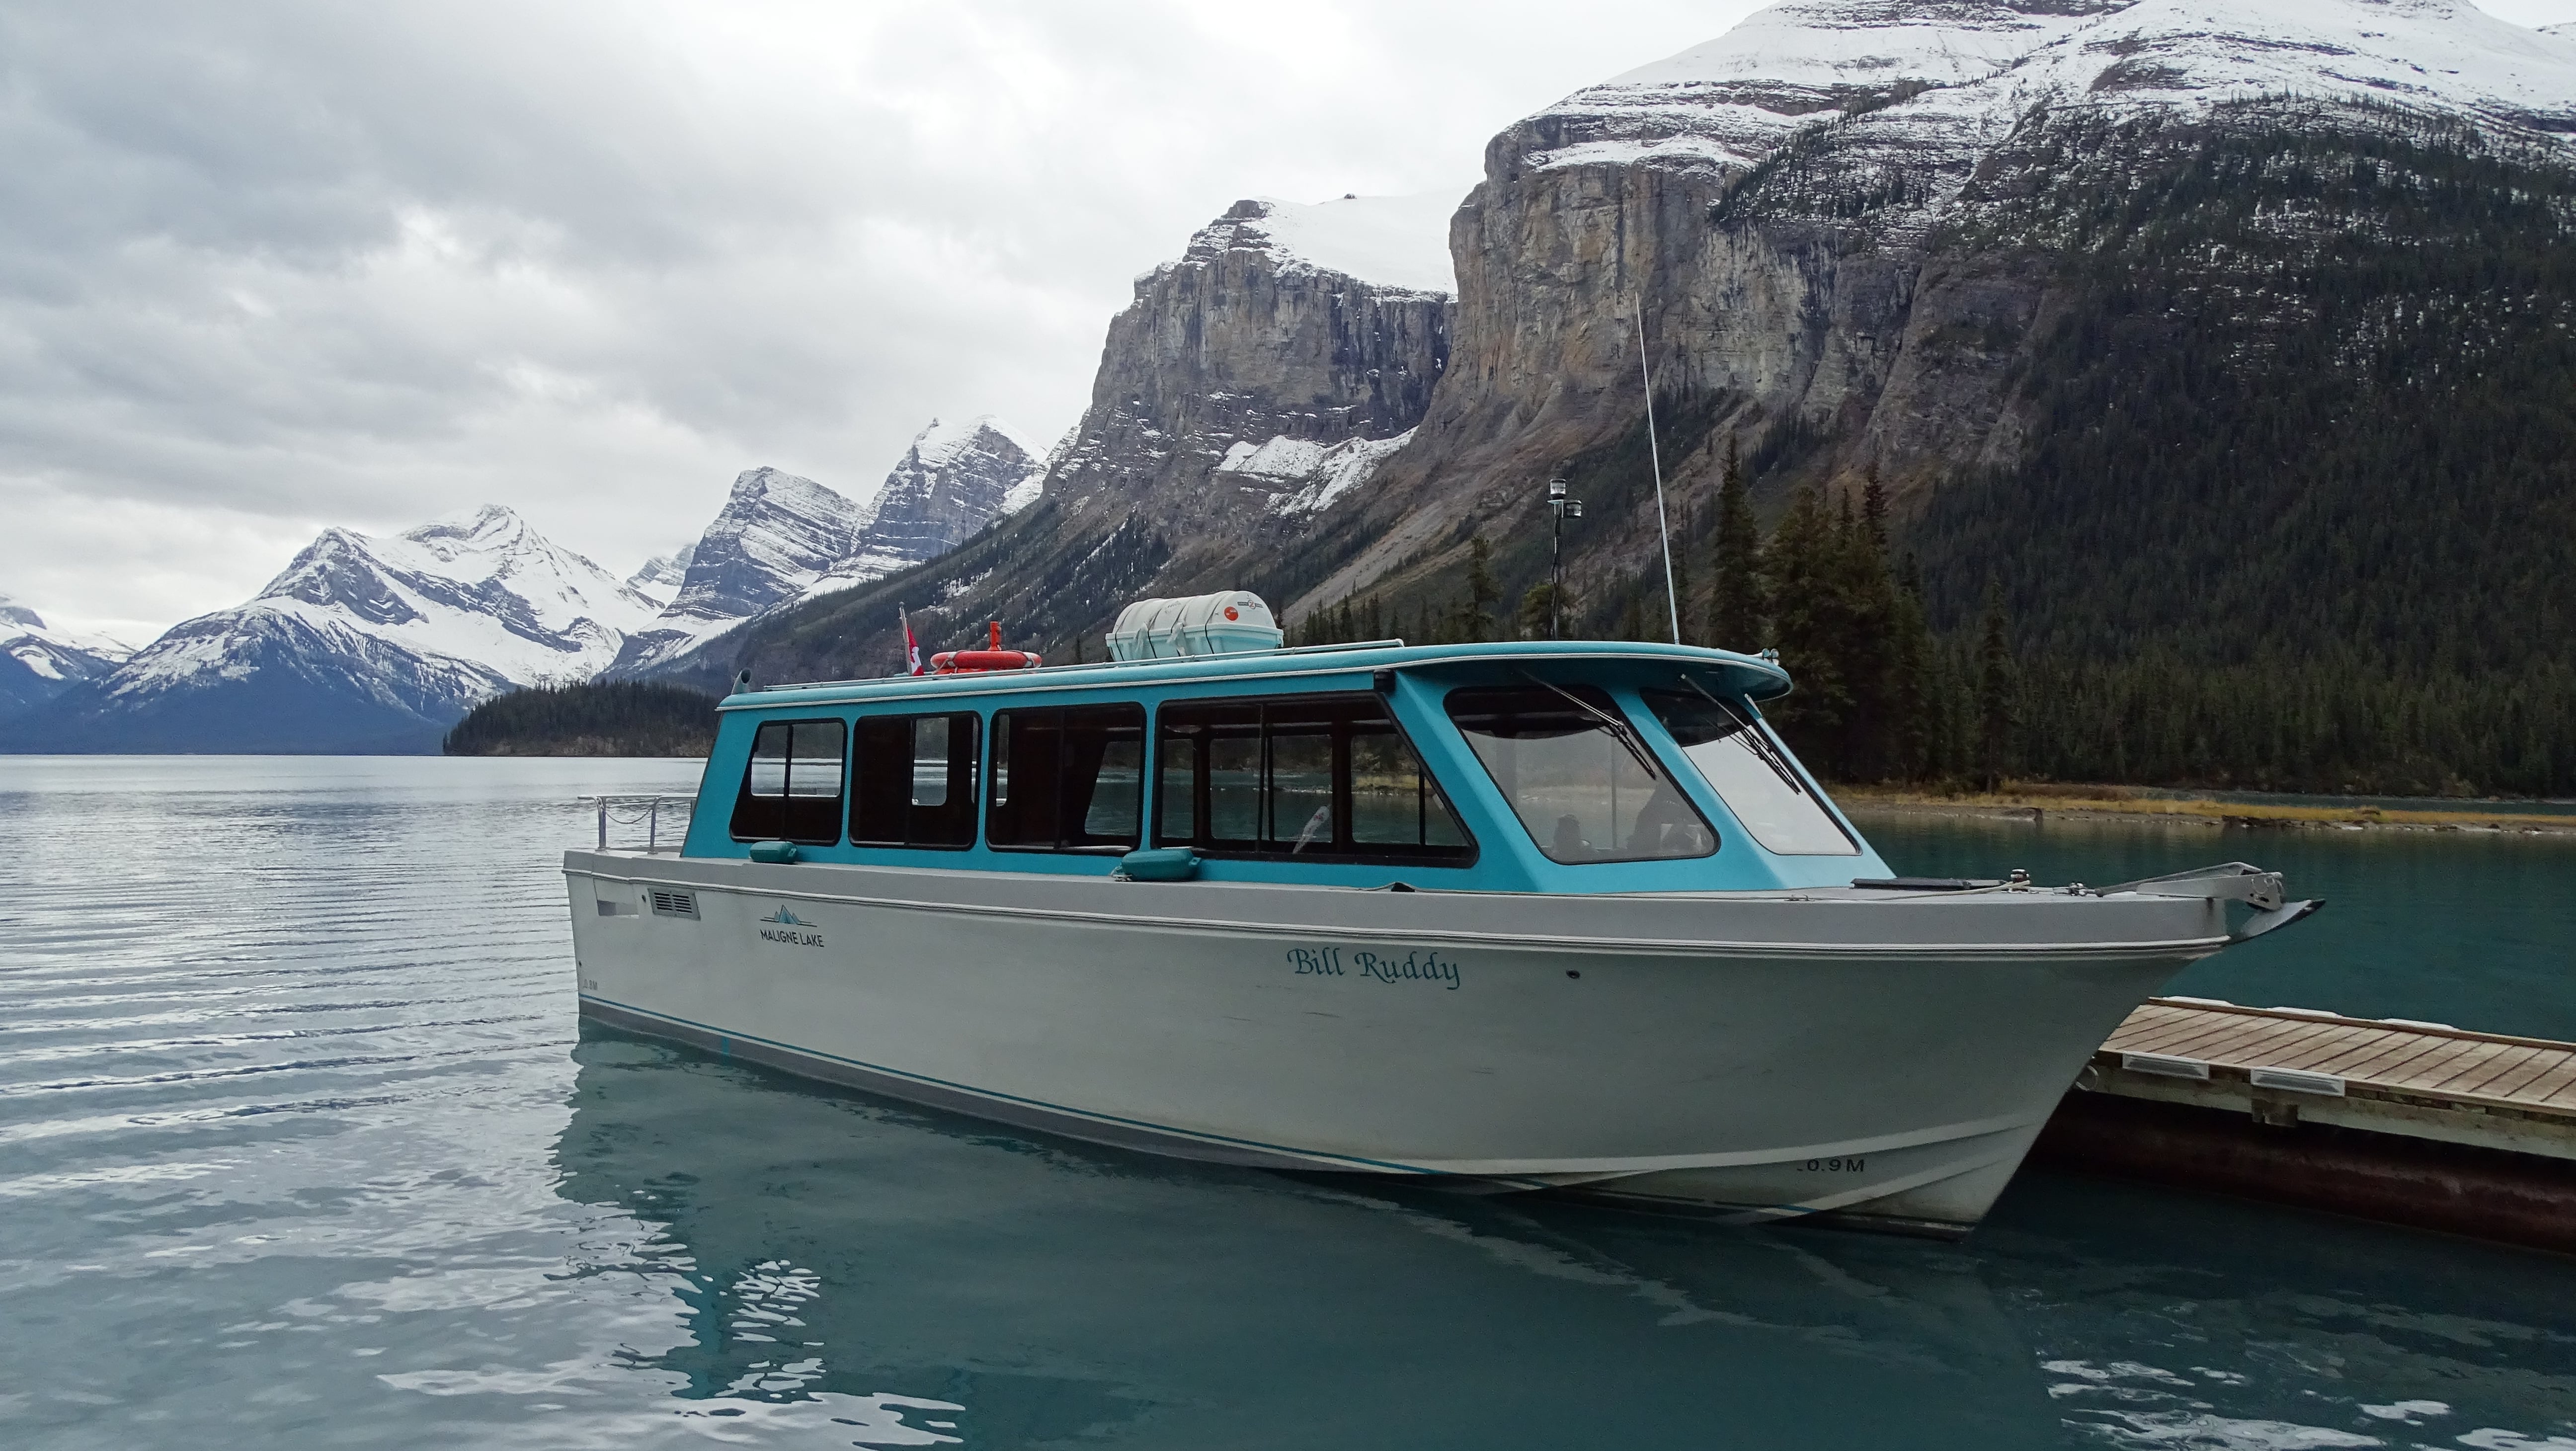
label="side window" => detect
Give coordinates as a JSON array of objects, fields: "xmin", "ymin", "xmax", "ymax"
[
  {"xmin": 1155, "ymin": 694, "xmax": 1472, "ymax": 863},
  {"xmin": 729, "ymin": 718, "xmax": 848, "ymax": 845},
  {"xmin": 1445, "ymin": 687, "xmax": 1714, "ymax": 864},
  {"xmin": 987, "ymin": 704, "xmax": 1146, "ymax": 851},
  {"xmin": 850, "ymin": 712, "xmax": 980, "ymax": 848}
]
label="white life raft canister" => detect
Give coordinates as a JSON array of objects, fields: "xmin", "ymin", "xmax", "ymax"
[{"xmin": 1106, "ymin": 591, "xmax": 1283, "ymax": 662}]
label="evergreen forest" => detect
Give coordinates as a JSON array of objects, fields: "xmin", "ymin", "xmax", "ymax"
[{"xmin": 442, "ymin": 681, "xmax": 719, "ymax": 757}]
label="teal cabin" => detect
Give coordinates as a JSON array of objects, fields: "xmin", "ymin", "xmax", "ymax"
[{"xmin": 681, "ymin": 639, "xmax": 1894, "ymax": 893}]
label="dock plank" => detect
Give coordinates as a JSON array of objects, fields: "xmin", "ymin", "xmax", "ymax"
[
  {"xmin": 2208, "ymin": 1020, "xmax": 2354, "ymax": 1067},
  {"xmin": 2099, "ymin": 1001, "xmax": 2576, "ymax": 1118},
  {"xmin": 2483, "ymin": 1050, "xmax": 2576, "ymax": 1102},
  {"xmin": 2272, "ymin": 1029, "xmax": 2406, "ymax": 1073},
  {"xmin": 2140, "ymin": 1015, "xmax": 2337, "ymax": 1064},
  {"xmin": 2107, "ymin": 1012, "xmax": 2241, "ymax": 1055},
  {"xmin": 2081, "ymin": 998, "xmax": 2576, "ymax": 1172},
  {"xmin": 2449, "ymin": 1046, "xmax": 2549, "ymax": 1099},
  {"xmin": 2315, "ymin": 1032, "xmax": 2459, "ymax": 1082},
  {"xmin": 2393, "ymin": 1040, "xmax": 2516, "ymax": 1094},
  {"xmin": 2521, "ymin": 1059, "xmax": 2576, "ymax": 1107}
]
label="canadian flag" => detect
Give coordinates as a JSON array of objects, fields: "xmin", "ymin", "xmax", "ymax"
[{"xmin": 899, "ymin": 605, "xmax": 923, "ymax": 676}]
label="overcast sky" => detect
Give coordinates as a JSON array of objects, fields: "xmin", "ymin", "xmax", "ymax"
[{"xmin": 6, "ymin": 0, "xmax": 2575, "ymax": 642}]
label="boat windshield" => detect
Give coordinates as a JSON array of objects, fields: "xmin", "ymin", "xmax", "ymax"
[
  {"xmin": 1445, "ymin": 687, "xmax": 1715, "ymax": 864},
  {"xmin": 1639, "ymin": 688, "xmax": 1856, "ymax": 856}
]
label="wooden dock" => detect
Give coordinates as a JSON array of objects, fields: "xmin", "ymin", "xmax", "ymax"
[{"xmin": 2035, "ymin": 998, "xmax": 2576, "ymax": 1251}]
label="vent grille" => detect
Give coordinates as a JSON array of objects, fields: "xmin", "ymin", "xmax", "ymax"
[
  {"xmin": 649, "ymin": 889, "xmax": 699, "ymax": 920},
  {"xmin": 2119, "ymin": 1051, "xmax": 2211, "ymax": 1080},
  {"xmin": 2250, "ymin": 1066, "xmax": 2346, "ymax": 1097}
]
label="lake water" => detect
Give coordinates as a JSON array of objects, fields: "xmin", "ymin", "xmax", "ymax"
[{"xmin": 3, "ymin": 756, "xmax": 2573, "ymax": 1451}]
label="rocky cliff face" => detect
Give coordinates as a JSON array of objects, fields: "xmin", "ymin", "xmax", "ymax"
[
  {"xmin": 609, "ymin": 467, "xmax": 869, "ymax": 674},
  {"xmin": 812, "ymin": 417, "xmax": 1039, "ymax": 592},
  {"xmin": 1288, "ymin": 0, "xmax": 2576, "ymax": 626},
  {"xmin": 645, "ymin": 0, "xmax": 2576, "ymax": 695},
  {"xmin": 653, "ymin": 194, "xmax": 1461, "ymax": 684}
]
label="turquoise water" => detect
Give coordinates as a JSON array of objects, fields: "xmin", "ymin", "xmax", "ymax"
[
  {"xmin": 1854, "ymin": 810, "xmax": 2576, "ymax": 1040},
  {"xmin": 3, "ymin": 757, "xmax": 2573, "ymax": 1450}
]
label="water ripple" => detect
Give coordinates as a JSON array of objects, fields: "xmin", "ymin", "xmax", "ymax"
[{"xmin": 5, "ymin": 757, "xmax": 2576, "ymax": 1450}]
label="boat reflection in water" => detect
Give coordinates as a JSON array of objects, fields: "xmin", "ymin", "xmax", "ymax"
[
  {"xmin": 549, "ymin": 1025, "xmax": 2074, "ymax": 1449},
  {"xmin": 551, "ymin": 1025, "xmax": 2576, "ymax": 1449},
  {"xmin": 554, "ymin": 1026, "xmax": 2576, "ymax": 1443}
]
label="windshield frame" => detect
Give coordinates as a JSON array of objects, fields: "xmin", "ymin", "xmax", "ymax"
[
  {"xmin": 1442, "ymin": 684, "xmax": 1719, "ymax": 866},
  {"xmin": 1638, "ymin": 683, "xmax": 1859, "ymax": 857}
]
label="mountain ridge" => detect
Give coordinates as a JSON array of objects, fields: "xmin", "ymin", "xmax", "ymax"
[{"xmin": 1, "ymin": 505, "xmax": 658, "ymax": 752}]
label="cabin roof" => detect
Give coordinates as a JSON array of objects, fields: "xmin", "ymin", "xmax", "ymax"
[{"xmin": 719, "ymin": 639, "xmax": 1794, "ymax": 712}]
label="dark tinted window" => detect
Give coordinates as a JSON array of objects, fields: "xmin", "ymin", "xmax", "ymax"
[
  {"xmin": 987, "ymin": 705, "xmax": 1145, "ymax": 851},
  {"xmin": 729, "ymin": 718, "xmax": 847, "ymax": 844},
  {"xmin": 1446, "ymin": 687, "xmax": 1713, "ymax": 864},
  {"xmin": 1155, "ymin": 694, "xmax": 1472, "ymax": 864},
  {"xmin": 850, "ymin": 712, "xmax": 980, "ymax": 848}
]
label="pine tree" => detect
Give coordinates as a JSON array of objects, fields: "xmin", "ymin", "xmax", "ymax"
[
  {"xmin": 1764, "ymin": 483, "xmax": 1849, "ymax": 753},
  {"xmin": 1464, "ymin": 535, "xmax": 1502, "ymax": 643},
  {"xmin": 1975, "ymin": 577, "xmax": 2017, "ymax": 792},
  {"xmin": 1616, "ymin": 586, "xmax": 1648, "ymax": 643},
  {"xmin": 1519, "ymin": 583, "xmax": 1565, "ymax": 640},
  {"xmin": 1707, "ymin": 434, "xmax": 1764, "ymax": 651}
]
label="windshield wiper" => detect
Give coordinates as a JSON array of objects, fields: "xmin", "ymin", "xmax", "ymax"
[
  {"xmin": 1515, "ymin": 670, "xmax": 1665, "ymax": 781},
  {"xmin": 1682, "ymin": 674, "xmax": 1806, "ymax": 796}
]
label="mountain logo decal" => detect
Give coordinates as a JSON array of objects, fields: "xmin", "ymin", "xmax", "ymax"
[{"xmin": 756, "ymin": 904, "xmax": 824, "ymax": 947}]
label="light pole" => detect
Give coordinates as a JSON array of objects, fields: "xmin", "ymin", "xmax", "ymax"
[{"xmin": 1546, "ymin": 476, "xmax": 1583, "ymax": 640}]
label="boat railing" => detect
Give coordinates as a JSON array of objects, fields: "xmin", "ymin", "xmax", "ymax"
[
  {"xmin": 749, "ymin": 638, "xmax": 1412, "ymax": 694},
  {"xmin": 580, "ymin": 795, "xmax": 695, "ymax": 853}
]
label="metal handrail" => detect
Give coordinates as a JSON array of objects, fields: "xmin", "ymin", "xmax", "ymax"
[
  {"xmin": 579, "ymin": 794, "xmax": 696, "ymax": 852},
  {"xmin": 750, "ymin": 638, "xmax": 1414, "ymax": 694}
]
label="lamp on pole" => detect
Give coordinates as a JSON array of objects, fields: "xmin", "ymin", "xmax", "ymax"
[{"xmin": 1546, "ymin": 476, "xmax": 1583, "ymax": 640}]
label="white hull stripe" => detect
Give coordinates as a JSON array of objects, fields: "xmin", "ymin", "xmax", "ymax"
[{"xmin": 569, "ymin": 869, "xmax": 2227, "ymax": 962}]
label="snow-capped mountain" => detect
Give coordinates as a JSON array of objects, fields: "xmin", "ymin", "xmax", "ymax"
[
  {"xmin": 1512, "ymin": 0, "xmax": 2576, "ymax": 180},
  {"xmin": 617, "ymin": 426, "xmax": 1045, "ymax": 678},
  {"xmin": 0, "ymin": 592, "xmax": 132, "ymax": 718},
  {"xmin": 639, "ymin": 194, "xmax": 1463, "ymax": 688},
  {"xmin": 1, "ymin": 505, "xmax": 659, "ymax": 753},
  {"xmin": 607, "ymin": 467, "xmax": 870, "ymax": 674},
  {"xmin": 624, "ymin": 544, "xmax": 696, "ymax": 609},
  {"xmin": 799, "ymin": 418, "xmax": 1041, "ymax": 599}
]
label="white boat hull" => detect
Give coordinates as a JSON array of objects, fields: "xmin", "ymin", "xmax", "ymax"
[{"xmin": 566, "ymin": 851, "xmax": 2234, "ymax": 1235}]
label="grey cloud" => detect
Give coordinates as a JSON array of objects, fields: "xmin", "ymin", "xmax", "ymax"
[{"xmin": 0, "ymin": 0, "xmax": 1745, "ymax": 637}]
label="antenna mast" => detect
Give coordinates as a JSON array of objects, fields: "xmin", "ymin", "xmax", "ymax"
[{"xmin": 1635, "ymin": 307, "xmax": 1681, "ymax": 645}]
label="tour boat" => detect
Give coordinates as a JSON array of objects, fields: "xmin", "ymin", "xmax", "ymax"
[{"xmin": 565, "ymin": 599, "xmax": 2317, "ymax": 1237}]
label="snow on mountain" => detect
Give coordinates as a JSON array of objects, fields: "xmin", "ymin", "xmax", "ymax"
[
  {"xmin": 608, "ymin": 467, "xmax": 868, "ymax": 674},
  {"xmin": 0, "ymin": 591, "xmax": 131, "ymax": 717},
  {"xmin": 1517, "ymin": 0, "xmax": 2576, "ymax": 177},
  {"xmin": 1217, "ymin": 430, "xmax": 1417, "ymax": 516},
  {"xmin": 1228, "ymin": 194, "xmax": 1461, "ymax": 296},
  {"xmin": 1, "ymin": 505, "xmax": 660, "ymax": 751},
  {"xmin": 799, "ymin": 418, "xmax": 1042, "ymax": 602},
  {"xmin": 624, "ymin": 543, "xmax": 696, "ymax": 609}
]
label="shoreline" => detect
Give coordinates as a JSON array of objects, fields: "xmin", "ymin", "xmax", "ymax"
[{"xmin": 1834, "ymin": 786, "xmax": 2576, "ymax": 835}]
